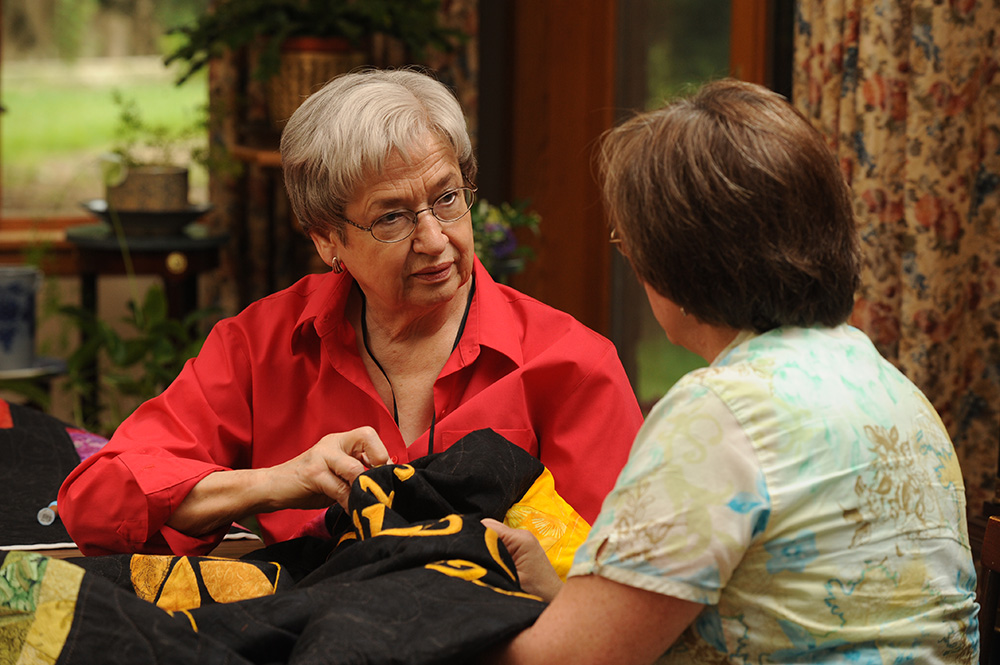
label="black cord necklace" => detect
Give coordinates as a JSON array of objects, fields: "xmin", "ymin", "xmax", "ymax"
[{"xmin": 359, "ymin": 274, "xmax": 476, "ymax": 456}]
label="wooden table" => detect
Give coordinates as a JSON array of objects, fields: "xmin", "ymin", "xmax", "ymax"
[
  {"xmin": 19, "ymin": 536, "xmax": 264, "ymax": 561},
  {"xmin": 65, "ymin": 224, "xmax": 229, "ymax": 422}
]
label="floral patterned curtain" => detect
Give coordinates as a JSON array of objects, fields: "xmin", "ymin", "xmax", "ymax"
[{"xmin": 792, "ymin": 0, "xmax": 999, "ymax": 519}]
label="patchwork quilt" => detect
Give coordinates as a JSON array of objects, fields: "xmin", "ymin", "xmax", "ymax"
[{"xmin": 1, "ymin": 429, "xmax": 589, "ymax": 664}]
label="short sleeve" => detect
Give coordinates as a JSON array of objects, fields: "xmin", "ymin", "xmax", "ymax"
[{"xmin": 569, "ymin": 377, "xmax": 771, "ymax": 605}]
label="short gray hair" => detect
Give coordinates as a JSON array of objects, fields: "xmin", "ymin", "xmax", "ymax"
[{"xmin": 281, "ymin": 68, "xmax": 477, "ymax": 238}]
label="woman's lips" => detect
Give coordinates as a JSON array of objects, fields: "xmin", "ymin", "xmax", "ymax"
[{"xmin": 413, "ymin": 263, "xmax": 453, "ymax": 283}]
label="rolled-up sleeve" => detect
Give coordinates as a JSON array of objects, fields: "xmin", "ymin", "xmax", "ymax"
[{"xmin": 59, "ymin": 320, "xmax": 252, "ymax": 555}]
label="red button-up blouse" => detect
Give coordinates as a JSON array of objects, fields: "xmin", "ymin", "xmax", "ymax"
[{"xmin": 60, "ymin": 260, "xmax": 643, "ymax": 555}]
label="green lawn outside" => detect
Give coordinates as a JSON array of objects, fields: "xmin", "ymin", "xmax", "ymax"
[
  {"xmin": 635, "ymin": 334, "xmax": 708, "ymax": 406},
  {"xmin": 2, "ymin": 58, "xmax": 207, "ymax": 215},
  {"xmin": 3, "ymin": 81, "xmax": 205, "ymax": 167}
]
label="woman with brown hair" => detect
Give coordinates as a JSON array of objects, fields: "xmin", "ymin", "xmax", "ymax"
[{"xmin": 485, "ymin": 79, "xmax": 979, "ymax": 664}]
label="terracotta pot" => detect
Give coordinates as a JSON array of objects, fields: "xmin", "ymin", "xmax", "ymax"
[
  {"xmin": 106, "ymin": 165, "xmax": 190, "ymax": 212},
  {"xmin": 265, "ymin": 37, "xmax": 368, "ymax": 129}
]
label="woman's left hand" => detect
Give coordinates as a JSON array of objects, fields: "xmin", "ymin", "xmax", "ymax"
[{"xmin": 482, "ymin": 518, "xmax": 564, "ymax": 602}]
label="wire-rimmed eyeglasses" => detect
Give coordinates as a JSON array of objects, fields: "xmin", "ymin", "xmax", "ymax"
[{"xmin": 343, "ymin": 187, "xmax": 477, "ymax": 243}]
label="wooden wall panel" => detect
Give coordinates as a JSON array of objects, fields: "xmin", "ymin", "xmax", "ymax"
[
  {"xmin": 508, "ymin": 0, "xmax": 618, "ymax": 335},
  {"xmin": 730, "ymin": 0, "xmax": 771, "ymax": 86}
]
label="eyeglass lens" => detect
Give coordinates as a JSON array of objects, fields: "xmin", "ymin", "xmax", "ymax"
[{"xmin": 371, "ymin": 187, "xmax": 475, "ymax": 242}]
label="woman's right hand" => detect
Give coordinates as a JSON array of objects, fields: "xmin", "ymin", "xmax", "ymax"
[
  {"xmin": 265, "ymin": 426, "xmax": 391, "ymax": 511},
  {"xmin": 167, "ymin": 426, "xmax": 389, "ymax": 537}
]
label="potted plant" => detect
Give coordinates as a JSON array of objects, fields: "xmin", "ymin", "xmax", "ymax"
[
  {"xmin": 88, "ymin": 91, "xmax": 212, "ymax": 236},
  {"xmin": 471, "ymin": 199, "xmax": 542, "ymax": 284},
  {"xmin": 164, "ymin": 0, "xmax": 464, "ymax": 127},
  {"xmin": 59, "ymin": 285, "xmax": 218, "ymax": 435}
]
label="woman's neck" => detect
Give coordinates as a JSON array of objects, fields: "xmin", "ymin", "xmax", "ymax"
[
  {"xmin": 356, "ymin": 280, "xmax": 472, "ymax": 348},
  {"xmin": 350, "ymin": 279, "xmax": 474, "ymax": 447},
  {"xmin": 680, "ymin": 320, "xmax": 740, "ymax": 364}
]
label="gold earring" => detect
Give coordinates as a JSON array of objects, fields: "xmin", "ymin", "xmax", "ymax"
[{"xmin": 331, "ymin": 257, "xmax": 344, "ymax": 274}]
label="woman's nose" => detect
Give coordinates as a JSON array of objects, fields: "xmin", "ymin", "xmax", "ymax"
[{"xmin": 410, "ymin": 209, "xmax": 449, "ymax": 252}]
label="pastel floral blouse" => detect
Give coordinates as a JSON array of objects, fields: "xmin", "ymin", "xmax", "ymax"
[{"xmin": 570, "ymin": 325, "xmax": 979, "ymax": 664}]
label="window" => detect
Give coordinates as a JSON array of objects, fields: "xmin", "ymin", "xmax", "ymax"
[
  {"xmin": 613, "ymin": 0, "xmax": 732, "ymax": 407},
  {"xmin": 1, "ymin": 0, "xmax": 210, "ymax": 219}
]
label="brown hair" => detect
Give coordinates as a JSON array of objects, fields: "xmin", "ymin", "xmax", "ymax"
[{"xmin": 599, "ymin": 79, "xmax": 860, "ymax": 332}]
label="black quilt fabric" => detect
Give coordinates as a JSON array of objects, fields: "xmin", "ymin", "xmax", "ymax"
[{"xmin": 50, "ymin": 429, "xmax": 548, "ymax": 664}]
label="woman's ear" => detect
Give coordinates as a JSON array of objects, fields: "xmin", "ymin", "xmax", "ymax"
[{"xmin": 309, "ymin": 229, "xmax": 340, "ymax": 268}]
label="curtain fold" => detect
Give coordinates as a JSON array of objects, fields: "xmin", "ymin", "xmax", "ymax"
[{"xmin": 793, "ymin": 0, "xmax": 999, "ymax": 517}]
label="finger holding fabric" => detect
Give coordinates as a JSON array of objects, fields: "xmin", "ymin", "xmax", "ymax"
[
  {"xmin": 482, "ymin": 518, "xmax": 563, "ymax": 602},
  {"xmin": 270, "ymin": 426, "xmax": 390, "ymax": 510}
]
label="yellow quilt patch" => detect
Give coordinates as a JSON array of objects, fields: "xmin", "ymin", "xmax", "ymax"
[
  {"xmin": 130, "ymin": 555, "xmax": 281, "ymax": 612},
  {"xmin": 504, "ymin": 468, "xmax": 590, "ymax": 580},
  {"xmin": 0, "ymin": 553, "xmax": 84, "ymax": 665}
]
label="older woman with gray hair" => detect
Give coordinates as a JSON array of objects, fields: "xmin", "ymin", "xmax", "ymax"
[{"xmin": 60, "ymin": 69, "xmax": 642, "ymax": 556}]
